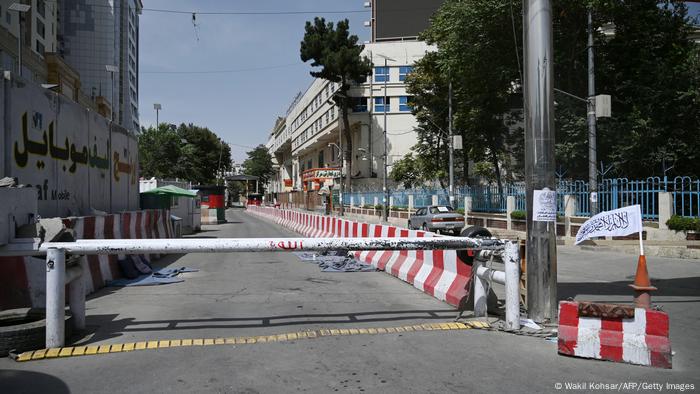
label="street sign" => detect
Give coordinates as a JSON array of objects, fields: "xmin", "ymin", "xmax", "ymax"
[
  {"xmin": 595, "ymin": 94, "xmax": 611, "ymax": 118},
  {"xmin": 453, "ymin": 135, "xmax": 463, "ymax": 150}
]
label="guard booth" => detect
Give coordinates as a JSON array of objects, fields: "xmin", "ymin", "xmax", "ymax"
[{"xmin": 195, "ymin": 185, "xmax": 227, "ymax": 224}]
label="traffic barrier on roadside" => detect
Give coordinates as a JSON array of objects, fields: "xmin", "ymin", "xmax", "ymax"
[
  {"xmin": 0, "ymin": 209, "xmax": 173, "ymax": 309},
  {"xmin": 246, "ymin": 205, "xmax": 473, "ymax": 308},
  {"xmin": 558, "ymin": 300, "xmax": 672, "ymax": 368}
]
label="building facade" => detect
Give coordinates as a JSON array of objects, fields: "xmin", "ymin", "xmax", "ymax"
[
  {"xmin": 0, "ymin": 0, "xmax": 141, "ymax": 132},
  {"xmin": 267, "ymin": 40, "xmax": 434, "ymax": 195},
  {"xmin": 58, "ymin": 0, "xmax": 142, "ymax": 133}
]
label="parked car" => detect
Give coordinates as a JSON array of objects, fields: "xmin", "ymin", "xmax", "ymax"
[{"xmin": 408, "ymin": 205, "xmax": 465, "ymax": 235}]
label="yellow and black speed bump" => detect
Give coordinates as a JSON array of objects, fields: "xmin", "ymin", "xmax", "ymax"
[{"xmin": 11, "ymin": 321, "xmax": 490, "ymax": 362}]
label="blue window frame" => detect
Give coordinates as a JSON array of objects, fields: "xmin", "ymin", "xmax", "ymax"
[
  {"xmin": 399, "ymin": 96, "xmax": 412, "ymax": 112},
  {"xmin": 352, "ymin": 97, "xmax": 368, "ymax": 112},
  {"xmin": 374, "ymin": 66, "xmax": 389, "ymax": 83},
  {"xmin": 375, "ymin": 97, "xmax": 390, "ymax": 112},
  {"xmin": 399, "ymin": 66, "xmax": 413, "ymax": 81}
]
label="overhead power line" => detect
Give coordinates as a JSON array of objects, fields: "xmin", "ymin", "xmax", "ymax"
[
  {"xmin": 140, "ymin": 62, "xmax": 305, "ymax": 75},
  {"xmin": 143, "ymin": 8, "xmax": 370, "ymax": 15}
]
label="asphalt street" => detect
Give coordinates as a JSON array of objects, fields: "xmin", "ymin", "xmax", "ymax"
[{"xmin": 1, "ymin": 208, "xmax": 698, "ymax": 393}]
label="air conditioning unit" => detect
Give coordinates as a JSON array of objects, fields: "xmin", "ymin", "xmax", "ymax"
[
  {"xmin": 364, "ymin": 20, "xmax": 372, "ymax": 27},
  {"xmin": 364, "ymin": 1, "xmax": 371, "ymax": 7}
]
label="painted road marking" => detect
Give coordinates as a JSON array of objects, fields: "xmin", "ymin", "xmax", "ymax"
[{"xmin": 11, "ymin": 320, "xmax": 490, "ymax": 362}]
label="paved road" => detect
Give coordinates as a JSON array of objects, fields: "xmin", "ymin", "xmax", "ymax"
[{"xmin": 1, "ymin": 209, "xmax": 698, "ymax": 393}]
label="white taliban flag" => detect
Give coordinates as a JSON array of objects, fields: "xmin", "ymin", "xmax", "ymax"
[{"xmin": 575, "ymin": 205, "xmax": 643, "ymax": 245}]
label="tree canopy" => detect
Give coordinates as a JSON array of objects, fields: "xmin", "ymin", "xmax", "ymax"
[
  {"xmin": 397, "ymin": 0, "xmax": 700, "ymax": 186},
  {"xmin": 243, "ymin": 145, "xmax": 274, "ymax": 186},
  {"xmin": 300, "ymin": 18, "xmax": 372, "ymax": 190},
  {"xmin": 138, "ymin": 123, "xmax": 231, "ymax": 185}
]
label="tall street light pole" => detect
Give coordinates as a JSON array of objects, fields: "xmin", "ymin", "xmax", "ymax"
[
  {"xmin": 587, "ymin": 9, "xmax": 599, "ymax": 216},
  {"xmin": 376, "ymin": 53, "xmax": 395, "ymax": 222},
  {"xmin": 9, "ymin": 3, "xmax": 31, "ymax": 77},
  {"xmin": 523, "ymin": 0, "xmax": 557, "ymax": 322},
  {"xmin": 448, "ymin": 80, "xmax": 455, "ymax": 208},
  {"xmin": 106, "ymin": 65, "xmax": 119, "ymax": 213},
  {"xmin": 154, "ymin": 103, "xmax": 162, "ymax": 126}
]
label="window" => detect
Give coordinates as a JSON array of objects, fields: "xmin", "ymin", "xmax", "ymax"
[
  {"xmin": 325, "ymin": 111, "xmax": 329, "ymax": 124},
  {"xmin": 35, "ymin": 40, "xmax": 45, "ymax": 55},
  {"xmin": 352, "ymin": 97, "xmax": 368, "ymax": 112},
  {"xmin": 330, "ymin": 106, "xmax": 335, "ymax": 119},
  {"xmin": 318, "ymin": 150, "xmax": 325, "ymax": 167},
  {"xmin": 374, "ymin": 97, "xmax": 390, "ymax": 112},
  {"xmin": 374, "ymin": 66, "xmax": 389, "ymax": 83},
  {"xmin": 399, "ymin": 66, "xmax": 413, "ymax": 81},
  {"xmin": 307, "ymin": 159, "xmax": 313, "ymax": 169},
  {"xmin": 37, "ymin": 0, "xmax": 45, "ymax": 17},
  {"xmin": 399, "ymin": 96, "xmax": 412, "ymax": 112},
  {"xmin": 6, "ymin": 11, "xmax": 11, "ymax": 25}
]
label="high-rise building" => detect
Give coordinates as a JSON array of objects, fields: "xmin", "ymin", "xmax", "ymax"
[
  {"xmin": 58, "ymin": 0, "xmax": 142, "ymax": 133},
  {"xmin": 368, "ymin": 0, "xmax": 444, "ymax": 42},
  {"xmin": 0, "ymin": 0, "xmax": 58, "ymax": 80}
]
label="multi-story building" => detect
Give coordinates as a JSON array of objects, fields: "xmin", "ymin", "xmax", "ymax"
[
  {"xmin": 267, "ymin": 40, "xmax": 434, "ymax": 194},
  {"xmin": 266, "ymin": 0, "xmax": 443, "ymax": 196},
  {"xmin": 0, "ymin": 0, "xmax": 141, "ymax": 132},
  {"xmin": 58, "ymin": 0, "xmax": 142, "ymax": 133},
  {"xmin": 0, "ymin": 0, "xmax": 58, "ymax": 81}
]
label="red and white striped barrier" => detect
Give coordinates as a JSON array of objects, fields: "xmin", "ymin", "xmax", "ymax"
[
  {"xmin": 558, "ymin": 301, "xmax": 672, "ymax": 368},
  {"xmin": 0, "ymin": 209, "xmax": 173, "ymax": 309},
  {"xmin": 247, "ymin": 205, "xmax": 472, "ymax": 308}
]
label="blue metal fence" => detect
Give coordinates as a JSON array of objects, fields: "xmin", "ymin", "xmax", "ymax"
[{"xmin": 346, "ymin": 176, "xmax": 699, "ymax": 218}]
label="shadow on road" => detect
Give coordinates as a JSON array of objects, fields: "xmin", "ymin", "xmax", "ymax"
[
  {"xmin": 559, "ymin": 276, "xmax": 700, "ymax": 301},
  {"xmin": 73, "ymin": 309, "xmax": 458, "ymax": 344},
  {"xmin": 0, "ymin": 370, "xmax": 70, "ymax": 394}
]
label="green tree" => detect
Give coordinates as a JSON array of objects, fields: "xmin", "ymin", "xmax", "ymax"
[
  {"xmin": 138, "ymin": 124, "xmax": 183, "ymax": 180},
  {"xmin": 390, "ymin": 154, "xmax": 422, "ymax": 189},
  {"xmin": 300, "ymin": 18, "xmax": 372, "ymax": 190},
  {"xmin": 243, "ymin": 145, "xmax": 274, "ymax": 192},
  {"xmin": 405, "ymin": 0, "xmax": 523, "ymax": 194},
  {"xmin": 138, "ymin": 123, "xmax": 231, "ymax": 185},
  {"xmin": 176, "ymin": 123, "xmax": 231, "ymax": 185},
  {"xmin": 403, "ymin": 0, "xmax": 700, "ymax": 186},
  {"xmin": 592, "ymin": 0, "xmax": 700, "ymax": 178}
]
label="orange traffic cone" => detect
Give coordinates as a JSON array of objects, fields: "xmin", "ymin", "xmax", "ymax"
[{"xmin": 629, "ymin": 255, "xmax": 657, "ymax": 309}]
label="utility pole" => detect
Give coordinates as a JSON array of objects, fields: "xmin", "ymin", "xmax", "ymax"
[
  {"xmin": 523, "ymin": 0, "xmax": 558, "ymax": 322},
  {"xmin": 587, "ymin": 9, "xmax": 599, "ymax": 216},
  {"xmin": 448, "ymin": 80, "xmax": 455, "ymax": 208},
  {"xmin": 339, "ymin": 108, "xmax": 345, "ymax": 216},
  {"xmin": 106, "ymin": 65, "xmax": 118, "ymax": 214},
  {"xmin": 376, "ymin": 54, "xmax": 395, "ymax": 222}
]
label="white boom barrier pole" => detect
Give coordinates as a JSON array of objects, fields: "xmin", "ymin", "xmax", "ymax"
[
  {"xmin": 39, "ymin": 237, "xmax": 502, "ymax": 255},
  {"xmin": 34, "ymin": 236, "xmax": 510, "ymax": 348}
]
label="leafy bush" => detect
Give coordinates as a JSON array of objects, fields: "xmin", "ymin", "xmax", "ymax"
[
  {"xmin": 456, "ymin": 208, "xmax": 465, "ymax": 215},
  {"xmin": 374, "ymin": 204, "xmax": 384, "ymax": 210},
  {"xmin": 510, "ymin": 210, "xmax": 526, "ymax": 220},
  {"xmin": 666, "ymin": 215, "xmax": 700, "ymax": 232}
]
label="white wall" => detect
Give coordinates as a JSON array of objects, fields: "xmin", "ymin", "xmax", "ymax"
[{"xmin": 1, "ymin": 73, "xmax": 139, "ymax": 218}]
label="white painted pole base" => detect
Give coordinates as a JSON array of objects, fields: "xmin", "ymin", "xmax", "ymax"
[
  {"xmin": 504, "ymin": 241, "xmax": 521, "ymax": 330},
  {"xmin": 46, "ymin": 248, "xmax": 66, "ymax": 349}
]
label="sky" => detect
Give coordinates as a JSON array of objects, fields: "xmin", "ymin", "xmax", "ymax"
[
  {"xmin": 138, "ymin": 1, "xmax": 700, "ymax": 163},
  {"xmin": 138, "ymin": 1, "xmax": 372, "ymax": 163}
]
